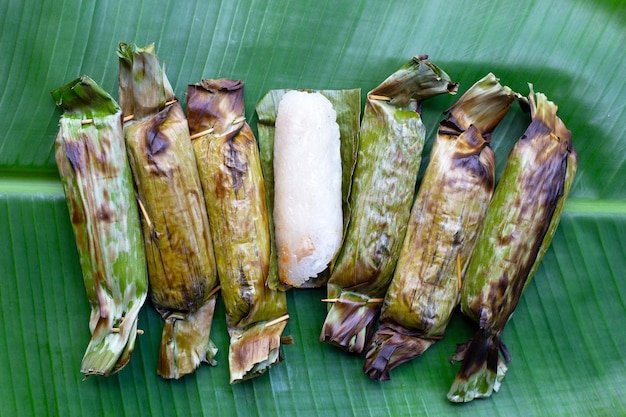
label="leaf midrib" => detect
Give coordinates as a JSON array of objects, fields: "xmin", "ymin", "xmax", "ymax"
[
  {"xmin": 0, "ymin": 172, "xmax": 63, "ymax": 196},
  {"xmin": 1, "ymin": 174, "xmax": 624, "ymax": 215}
]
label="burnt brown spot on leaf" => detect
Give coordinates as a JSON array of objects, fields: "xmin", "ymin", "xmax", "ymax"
[
  {"xmin": 225, "ymin": 140, "xmax": 248, "ymax": 193},
  {"xmin": 146, "ymin": 108, "xmax": 171, "ymax": 159},
  {"xmin": 364, "ymin": 321, "xmax": 436, "ymax": 380},
  {"xmin": 70, "ymin": 198, "xmax": 85, "ymax": 225},
  {"xmin": 213, "ymin": 167, "xmax": 230, "ymax": 200},
  {"xmin": 451, "ymin": 126, "xmax": 494, "ymax": 191},
  {"xmin": 456, "ymin": 329, "xmax": 500, "ymax": 380},
  {"xmin": 96, "ymin": 203, "xmax": 114, "ymax": 222},
  {"xmin": 321, "ymin": 295, "xmax": 380, "ymax": 354},
  {"xmin": 187, "ymin": 79, "xmax": 245, "ymax": 135},
  {"xmin": 438, "ymin": 118, "xmax": 463, "ymax": 136},
  {"xmin": 64, "ymin": 141, "xmax": 85, "ymax": 174}
]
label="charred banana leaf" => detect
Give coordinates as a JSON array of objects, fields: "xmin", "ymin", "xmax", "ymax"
[
  {"xmin": 52, "ymin": 75, "xmax": 148, "ymax": 376},
  {"xmin": 447, "ymin": 86, "xmax": 577, "ymax": 402},
  {"xmin": 187, "ymin": 78, "xmax": 289, "ymax": 383},
  {"xmin": 320, "ymin": 55, "xmax": 458, "ymax": 354},
  {"xmin": 118, "ymin": 42, "xmax": 219, "ymax": 379},
  {"xmin": 364, "ymin": 74, "xmax": 517, "ymax": 380},
  {"xmin": 256, "ymin": 88, "xmax": 361, "ymax": 290}
]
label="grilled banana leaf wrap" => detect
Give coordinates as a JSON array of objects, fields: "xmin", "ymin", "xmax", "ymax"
[
  {"xmin": 187, "ymin": 79, "xmax": 290, "ymax": 383},
  {"xmin": 320, "ymin": 56, "xmax": 458, "ymax": 354},
  {"xmin": 52, "ymin": 76, "xmax": 148, "ymax": 376},
  {"xmin": 118, "ymin": 43, "xmax": 219, "ymax": 379},
  {"xmin": 364, "ymin": 74, "xmax": 518, "ymax": 380},
  {"xmin": 256, "ymin": 89, "xmax": 361, "ymax": 290},
  {"xmin": 447, "ymin": 86, "xmax": 577, "ymax": 402}
]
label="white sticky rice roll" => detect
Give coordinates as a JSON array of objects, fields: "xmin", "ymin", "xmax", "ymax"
[{"xmin": 273, "ymin": 90, "xmax": 343, "ymax": 287}]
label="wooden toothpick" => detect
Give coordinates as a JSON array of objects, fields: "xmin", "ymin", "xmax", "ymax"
[
  {"xmin": 136, "ymin": 198, "xmax": 152, "ymax": 229},
  {"xmin": 265, "ymin": 314, "xmax": 290, "ymax": 328},
  {"xmin": 122, "ymin": 99, "xmax": 179, "ymax": 123},
  {"xmin": 189, "ymin": 127, "xmax": 214, "ymax": 140},
  {"xmin": 206, "ymin": 285, "xmax": 221, "ymax": 299},
  {"xmin": 321, "ymin": 298, "xmax": 383, "ymax": 305},
  {"xmin": 456, "ymin": 253, "xmax": 462, "ymax": 291},
  {"xmin": 368, "ymin": 94, "xmax": 391, "ymax": 101}
]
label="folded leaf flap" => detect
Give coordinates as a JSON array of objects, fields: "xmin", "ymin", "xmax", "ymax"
[
  {"xmin": 369, "ymin": 55, "xmax": 458, "ymax": 106},
  {"xmin": 117, "ymin": 42, "xmax": 176, "ymax": 119},
  {"xmin": 51, "ymin": 75, "xmax": 120, "ymax": 119},
  {"xmin": 187, "ymin": 78, "xmax": 245, "ymax": 136}
]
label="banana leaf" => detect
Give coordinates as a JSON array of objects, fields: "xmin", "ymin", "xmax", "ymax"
[{"xmin": 0, "ymin": 0, "xmax": 625, "ymax": 416}]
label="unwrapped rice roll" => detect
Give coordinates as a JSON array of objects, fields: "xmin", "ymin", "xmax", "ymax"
[{"xmin": 273, "ymin": 90, "xmax": 343, "ymax": 288}]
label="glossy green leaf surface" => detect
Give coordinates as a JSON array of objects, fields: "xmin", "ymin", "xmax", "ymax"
[{"xmin": 1, "ymin": 0, "xmax": 625, "ymax": 416}]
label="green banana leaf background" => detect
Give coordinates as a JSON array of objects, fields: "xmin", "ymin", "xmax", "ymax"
[{"xmin": 1, "ymin": 0, "xmax": 624, "ymax": 415}]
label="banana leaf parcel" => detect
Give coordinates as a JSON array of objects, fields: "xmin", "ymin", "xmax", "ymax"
[
  {"xmin": 51, "ymin": 75, "xmax": 148, "ymax": 376},
  {"xmin": 118, "ymin": 42, "xmax": 219, "ymax": 379},
  {"xmin": 447, "ymin": 86, "xmax": 577, "ymax": 402},
  {"xmin": 187, "ymin": 78, "xmax": 290, "ymax": 383},
  {"xmin": 320, "ymin": 55, "xmax": 458, "ymax": 355}
]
